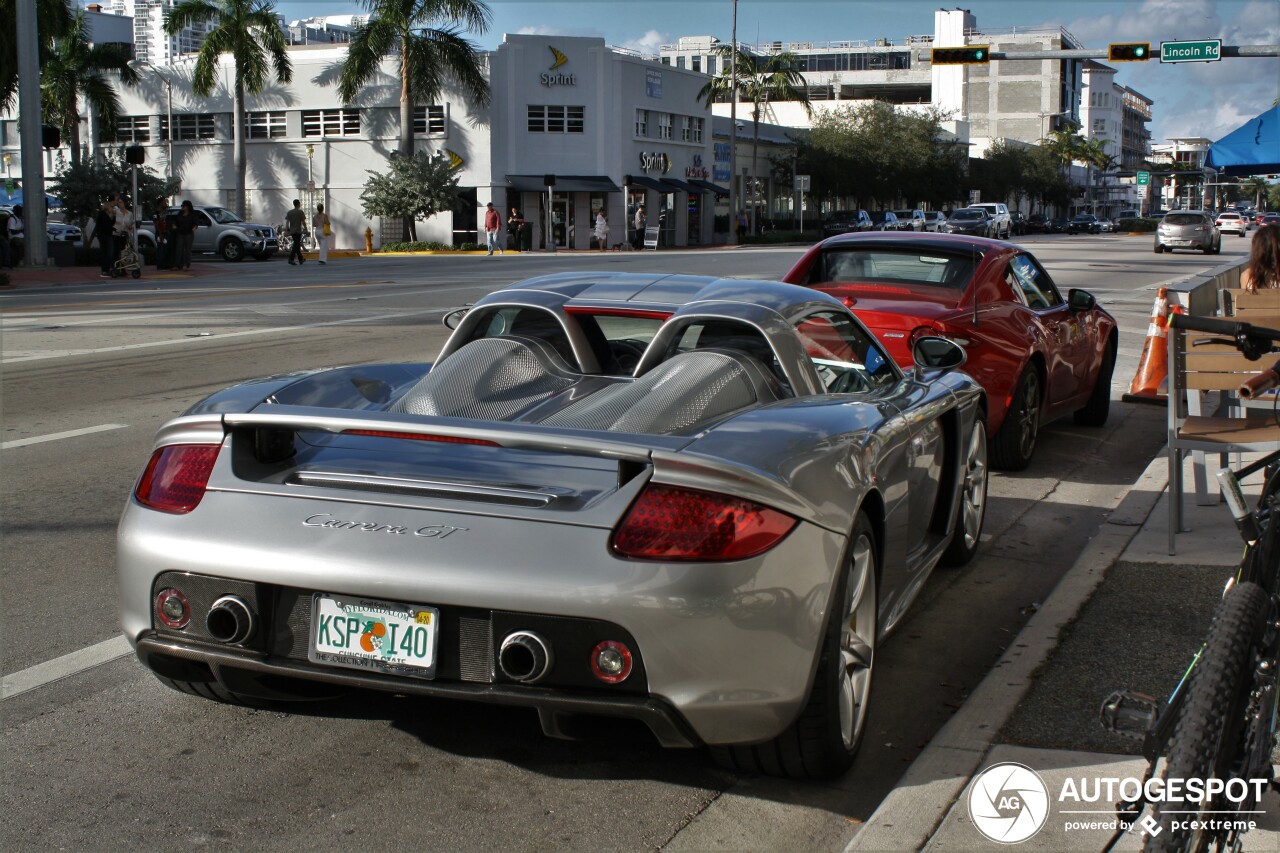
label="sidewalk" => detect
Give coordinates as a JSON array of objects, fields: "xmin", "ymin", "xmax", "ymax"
[{"xmin": 848, "ymin": 451, "xmax": 1280, "ymax": 851}]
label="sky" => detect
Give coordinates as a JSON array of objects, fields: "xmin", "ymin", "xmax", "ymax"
[{"xmin": 271, "ymin": 0, "xmax": 1280, "ymax": 143}]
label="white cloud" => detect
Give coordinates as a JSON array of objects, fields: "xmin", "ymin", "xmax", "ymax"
[{"xmin": 617, "ymin": 29, "xmax": 669, "ymax": 56}]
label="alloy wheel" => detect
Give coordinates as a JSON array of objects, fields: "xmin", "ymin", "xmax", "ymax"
[
  {"xmin": 1014, "ymin": 372, "xmax": 1041, "ymax": 460},
  {"xmin": 958, "ymin": 425, "xmax": 988, "ymax": 552},
  {"xmin": 839, "ymin": 533, "xmax": 876, "ymax": 750}
]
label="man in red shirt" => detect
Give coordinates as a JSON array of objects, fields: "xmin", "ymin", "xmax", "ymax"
[{"xmin": 484, "ymin": 202, "xmax": 504, "ymax": 255}]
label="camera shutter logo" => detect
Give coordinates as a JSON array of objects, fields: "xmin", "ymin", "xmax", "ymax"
[{"xmin": 967, "ymin": 762, "xmax": 1050, "ymax": 844}]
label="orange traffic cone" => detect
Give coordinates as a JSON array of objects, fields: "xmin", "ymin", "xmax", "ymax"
[{"xmin": 1123, "ymin": 288, "xmax": 1175, "ymax": 404}]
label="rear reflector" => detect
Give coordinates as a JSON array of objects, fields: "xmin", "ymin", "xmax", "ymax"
[
  {"xmin": 135, "ymin": 444, "xmax": 220, "ymax": 514},
  {"xmin": 342, "ymin": 429, "xmax": 499, "ymax": 447},
  {"xmin": 611, "ymin": 484, "xmax": 796, "ymax": 561}
]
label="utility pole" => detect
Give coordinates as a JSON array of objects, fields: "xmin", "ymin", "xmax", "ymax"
[
  {"xmin": 16, "ymin": 0, "xmax": 47, "ymax": 265},
  {"xmin": 727, "ymin": 0, "xmax": 738, "ymax": 246}
]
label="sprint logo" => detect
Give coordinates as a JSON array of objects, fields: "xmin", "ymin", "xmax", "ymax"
[{"xmin": 548, "ymin": 46, "xmax": 568, "ymax": 69}]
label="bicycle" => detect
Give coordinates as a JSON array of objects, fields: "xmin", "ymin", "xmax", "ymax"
[
  {"xmin": 1100, "ymin": 312, "xmax": 1280, "ymax": 853},
  {"xmin": 276, "ymin": 224, "xmax": 313, "ymax": 253}
]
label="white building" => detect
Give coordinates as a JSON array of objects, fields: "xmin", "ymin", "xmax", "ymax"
[
  {"xmin": 18, "ymin": 34, "xmax": 719, "ymax": 250},
  {"xmin": 97, "ymin": 0, "xmax": 215, "ymax": 65}
]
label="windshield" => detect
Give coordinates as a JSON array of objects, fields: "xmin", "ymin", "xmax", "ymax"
[
  {"xmin": 951, "ymin": 210, "xmax": 983, "ymax": 221},
  {"xmin": 893, "ymin": 211, "xmax": 914, "ymax": 219},
  {"xmin": 812, "ymin": 248, "xmax": 979, "ymax": 290},
  {"xmin": 205, "ymin": 207, "xmax": 245, "ymax": 224}
]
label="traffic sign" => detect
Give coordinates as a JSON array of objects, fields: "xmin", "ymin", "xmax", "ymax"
[
  {"xmin": 1160, "ymin": 39, "xmax": 1222, "ymax": 63},
  {"xmin": 1137, "ymin": 171, "xmax": 1150, "ymax": 186},
  {"xmin": 1137, "ymin": 186, "xmax": 1148, "ymax": 200},
  {"xmin": 794, "ymin": 174, "xmax": 811, "ymax": 192}
]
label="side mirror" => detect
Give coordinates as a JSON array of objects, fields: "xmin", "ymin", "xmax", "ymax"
[
  {"xmin": 443, "ymin": 307, "xmax": 470, "ymax": 330},
  {"xmin": 912, "ymin": 336, "xmax": 966, "ymax": 371},
  {"xmin": 1068, "ymin": 289, "xmax": 1096, "ymax": 312}
]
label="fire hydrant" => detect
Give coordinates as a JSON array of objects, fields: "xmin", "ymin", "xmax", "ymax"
[{"xmin": 364, "ymin": 226, "xmax": 374, "ymax": 254}]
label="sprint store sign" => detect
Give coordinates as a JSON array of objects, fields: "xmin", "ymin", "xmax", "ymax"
[{"xmin": 541, "ymin": 46, "xmax": 577, "ymax": 87}]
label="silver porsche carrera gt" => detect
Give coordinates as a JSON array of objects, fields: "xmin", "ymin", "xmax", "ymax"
[{"xmin": 118, "ymin": 272, "xmax": 988, "ymax": 779}]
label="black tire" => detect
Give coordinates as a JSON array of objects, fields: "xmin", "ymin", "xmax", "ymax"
[
  {"xmin": 1142, "ymin": 582, "xmax": 1269, "ymax": 853},
  {"xmin": 131, "ymin": 269, "xmax": 141, "ymax": 279},
  {"xmin": 711, "ymin": 512, "xmax": 877, "ymax": 779},
  {"xmin": 991, "ymin": 367, "xmax": 1041, "ymax": 471},
  {"xmin": 1210, "ymin": 240, "xmax": 1221, "ymax": 255},
  {"xmin": 1074, "ymin": 337, "xmax": 1116, "ymax": 426},
  {"xmin": 1154, "ymin": 242, "xmax": 1165, "ymax": 254},
  {"xmin": 221, "ymin": 239, "xmax": 245, "ymax": 262},
  {"xmin": 941, "ymin": 413, "xmax": 988, "ymax": 567}
]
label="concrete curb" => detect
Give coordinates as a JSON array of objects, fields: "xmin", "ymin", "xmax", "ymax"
[{"xmin": 845, "ymin": 452, "xmax": 1169, "ymax": 852}]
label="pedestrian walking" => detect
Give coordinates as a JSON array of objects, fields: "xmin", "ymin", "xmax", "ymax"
[
  {"xmin": 1241, "ymin": 223, "xmax": 1280, "ymax": 293},
  {"xmin": 593, "ymin": 209, "xmax": 609, "ymax": 251},
  {"xmin": 633, "ymin": 205, "xmax": 646, "ymax": 249},
  {"xmin": 171, "ymin": 200, "xmax": 197, "ymax": 270},
  {"xmin": 484, "ymin": 202, "xmax": 503, "ymax": 255},
  {"xmin": 285, "ymin": 199, "xmax": 306, "ymax": 265},
  {"xmin": 312, "ymin": 203, "xmax": 330, "ymax": 264},
  {"xmin": 0, "ymin": 207, "xmax": 10, "ymax": 269},
  {"xmin": 7, "ymin": 203, "xmax": 24, "ymax": 267},
  {"xmin": 96, "ymin": 198, "xmax": 117, "ymax": 277},
  {"xmin": 151, "ymin": 197, "xmax": 170, "ymax": 269},
  {"xmin": 508, "ymin": 206, "xmax": 526, "ymax": 251}
]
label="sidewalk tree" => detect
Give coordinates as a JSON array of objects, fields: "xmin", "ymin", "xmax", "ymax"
[
  {"xmin": 338, "ymin": 0, "xmax": 492, "ymax": 159},
  {"xmin": 47, "ymin": 149, "xmax": 178, "ymax": 242},
  {"xmin": 0, "ymin": 0, "xmax": 73, "ymax": 111},
  {"xmin": 41, "ymin": 9, "xmax": 140, "ymax": 168},
  {"xmin": 165, "ymin": 0, "xmax": 292, "ymax": 220},
  {"xmin": 359, "ymin": 149, "xmax": 460, "ymax": 241},
  {"xmin": 699, "ymin": 45, "xmax": 811, "ymax": 230},
  {"xmin": 1240, "ymin": 176, "xmax": 1269, "ymax": 209}
]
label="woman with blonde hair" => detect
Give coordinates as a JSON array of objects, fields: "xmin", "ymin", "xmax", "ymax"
[
  {"xmin": 312, "ymin": 202, "xmax": 330, "ymax": 265},
  {"xmin": 1242, "ymin": 223, "xmax": 1280, "ymax": 293}
]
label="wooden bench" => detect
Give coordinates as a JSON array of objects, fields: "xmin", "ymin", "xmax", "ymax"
[
  {"xmin": 1167, "ymin": 323, "xmax": 1280, "ymax": 554},
  {"xmin": 1220, "ymin": 287, "xmax": 1280, "ymax": 319}
]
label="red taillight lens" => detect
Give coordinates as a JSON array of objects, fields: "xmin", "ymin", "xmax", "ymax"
[
  {"xmin": 611, "ymin": 484, "xmax": 796, "ymax": 561},
  {"xmin": 134, "ymin": 444, "xmax": 220, "ymax": 514}
]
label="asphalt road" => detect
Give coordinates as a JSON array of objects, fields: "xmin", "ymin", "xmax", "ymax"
[{"xmin": 0, "ymin": 234, "xmax": 1245, "ymax": 850}]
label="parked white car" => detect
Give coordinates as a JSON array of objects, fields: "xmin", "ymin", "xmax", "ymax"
[{"xmin": 970, "ymin": 203, "xmax": 1012, "ymax": 239}]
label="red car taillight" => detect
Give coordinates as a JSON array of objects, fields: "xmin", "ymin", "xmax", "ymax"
[
  {"xmin": 611, "ymin": 483, "xmax": 797, "ymax": 561},
  {"xmin": 134, "ymin": 444, "xmax": 221, "ymax": 514}
]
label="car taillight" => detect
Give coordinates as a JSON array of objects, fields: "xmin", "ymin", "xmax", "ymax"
[
  {"xmin": 134, "ymin": 444, "xmax": 220, "ymax": 514},
  {"xmin": 611, "ymin": 483, "xmax": 796, "ymax": 561}
]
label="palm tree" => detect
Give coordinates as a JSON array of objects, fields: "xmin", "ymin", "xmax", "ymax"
[
  {"xmin": 338, "ymin": 0, "xmax": 492, "ymax": 159},
  {"xmin": 41, "ymin": 10, "xmax": 139, "ymax": 168},
  {"xmin": 165, "ymin": 0, "xmax": 292, "ymax": 218},
  {"xmin": 1241, "ymin": 176, "xmax": 1269, "ymax": 209},
  {"xmin": 700, "ymin": 45, "xmax": 811, "ymax": 232},
  {"xmin": 0, "ymin": 0, "xmax": 73, "ymax": 112}
]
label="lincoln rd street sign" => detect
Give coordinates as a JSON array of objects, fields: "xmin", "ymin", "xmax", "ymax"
[{"xmin": 1160, "ymin": 39, "xmax": 1222, "ymax": 63}]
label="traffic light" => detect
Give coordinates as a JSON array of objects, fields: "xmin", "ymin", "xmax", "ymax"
[
  {"xmin": 41, "ymin": 125, "xmax": 60, "ymax": 148},
  {"xmin": 125, "ymin": 145, "xmax": 145, "ymax": 165},
  {"xmin": 1108, "ymin": 43, "xmax": 1150, "ymax": 62},
  {"xmin": 931, "ymin": 45, "xmax": 990, "ymax": 65}
]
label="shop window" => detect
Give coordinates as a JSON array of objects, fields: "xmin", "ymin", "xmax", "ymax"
[
  {"xmin": 302, "ymin": 109, "xmax": 360, "ymax": 137},
  {"xmin": 413, "ymin": 105, "xmax": 446, "ymax": 135},
  {"xmin": 676, "ymin": 55, "xmax": 685, "ymax": 69},
  {"xmin": 635, "ymin": 109, "xmax": 648, "ymax": 137},
  {"xmin": 247, "ymin": 111, "xmax": 286, "ymax": 139},
  {"xmin": 657, "ymin": 113, "xmax": 672, "ymax": 140},
  {"xmin": 707, "ymin": 55, "xmax": 716, "ymax": 76},
  {"xmin": 107, "ymin": 115, "xmax": 150, "ymax": 143},
  {"xmin": 680, "ymin": 116, "xmax": 691, "ymax": 142},
  {"xmin": 692, "ymin": 117, "xmax": 704, "ymax": 143},
  {"xmin": 692, "ymin": 55, "xmax": 701, "ymax": 73}
]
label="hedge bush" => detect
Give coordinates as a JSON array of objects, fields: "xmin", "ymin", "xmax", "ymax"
[{"xmin": 380, "ymin": 241, "xmax": 485, "ymax": 253}]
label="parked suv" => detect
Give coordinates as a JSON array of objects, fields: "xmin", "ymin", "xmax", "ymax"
[
  {"xmin": 868, "ymin": 209, "xmax": 903, "ymax": 231},
  {"xmin": 970, "ymin": 202, "xmax": 1011, "ymax": 239},
  {"xmin": 137, "ymin": 204, "xmax": 279, "ymax": 261},
  {"xmin": 893, "ymin": 209, "xmax": 926, "ymax": 231},
  {"xmin": 821, "ymin": 209, "xmax": 873, "ymax": 237},
  {"xmin": 921, "ymin": 210, "xmax": 947, "ymax": 232},
  {"xmin": 1154, "ymin": 210, "xmax": 1220, "ymax": 254}
]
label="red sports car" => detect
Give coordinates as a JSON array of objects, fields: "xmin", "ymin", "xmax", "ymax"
[{"xmin": 783, "ymin": 232, "xmax": 1118, "ymax": 470}]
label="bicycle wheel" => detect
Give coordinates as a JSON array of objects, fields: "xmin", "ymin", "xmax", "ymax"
[{"xmin": 1142, "ymin": 581, "xmax": 1269, "ymax": 853}]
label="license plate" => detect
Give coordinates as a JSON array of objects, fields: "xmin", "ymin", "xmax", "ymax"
[{"xmin": 308, "ymin": 593, "xmax": 438, "ymax": 678}]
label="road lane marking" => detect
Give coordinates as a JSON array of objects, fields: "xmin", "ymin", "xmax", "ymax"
[
  {"xmin": 2, "ymin": 635, "xmax": 132, "ymax": 700},
  {"xmin": 2, "ymin": 423, "xmax": 129, "ymax": 449}
]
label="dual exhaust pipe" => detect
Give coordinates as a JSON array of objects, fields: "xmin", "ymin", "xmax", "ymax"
[
  {"xmin": 206, "ymin": 595, "xmax": 256, "ymax": 645},
  {"xmin": 498, "ymin": 631, "xmax": 553, "ymax": 684}
]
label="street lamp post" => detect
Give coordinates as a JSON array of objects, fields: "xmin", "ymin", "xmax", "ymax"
[
  {"xmin": 306, "ymin": 143, "xmax": 315, "ymax": 215},
  {"xmin": 129, "ymin": 61, "xmax": 176, "ymax": 183},
  {"xmin": 728, "ymin": 0, "xmax": 738, "ymax": 246}
]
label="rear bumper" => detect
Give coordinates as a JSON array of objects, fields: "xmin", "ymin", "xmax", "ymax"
[{"xmin": 136, "ymin": 634, "xmax": 703, "ymax": 747}]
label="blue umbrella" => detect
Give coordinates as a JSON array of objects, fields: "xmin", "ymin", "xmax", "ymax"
[
  {"xmin": 1, "ymin": 191, "xmax": 63, "ymax": 208},
  {"xmin": 1205, "ymin": 105, "xmax": 1280, "ymax": 177}
]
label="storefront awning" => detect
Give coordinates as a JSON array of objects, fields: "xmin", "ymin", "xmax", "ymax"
[
  {"xmin": 688, "ymin": 179, "xmax": 729, "ymax": 197},
  {"xmin": 624, "ymin": 174, "xmax": 677, "ymax": 193},
  {"xmin": 506, "ymin": 175, "xmax": 622, "ymax": 193},
  {"xmin": 662, "ymin": 178, "xmax": 702, "ymax": 194}
]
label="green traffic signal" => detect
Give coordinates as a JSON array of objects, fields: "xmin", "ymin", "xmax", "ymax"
[
  {"xmin": 931, "ymin": 45, "xmax": 991, "ymax": 65},
  {"xmin": 1108, "ymin": 42, "xmax": 1151, "ymax": 62}
]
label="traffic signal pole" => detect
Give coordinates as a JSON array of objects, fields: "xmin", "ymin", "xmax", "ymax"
[{"xmin": 921, "ymin": 44, "xmax": 1279, "ymax": 62}]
